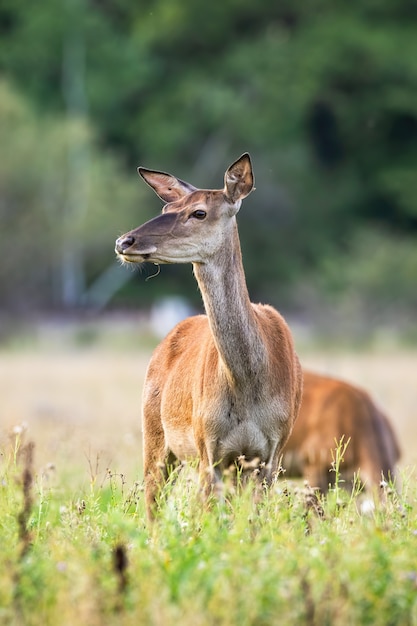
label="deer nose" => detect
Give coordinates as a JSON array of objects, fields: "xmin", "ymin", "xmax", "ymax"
[{"xmin": 115, "ymin": 235, "xmax": 135, "ymax": 254}]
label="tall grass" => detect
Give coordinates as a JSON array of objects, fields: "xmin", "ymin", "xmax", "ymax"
[
  {"xmin": 1, "ymin": 429, "xmax": 416, "ymax": 626},
  {"xmin": 1, "ymin": 336, "xmax": 416, "ymax": 624}
]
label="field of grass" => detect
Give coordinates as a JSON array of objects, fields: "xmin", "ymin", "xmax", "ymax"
[{"xmin": 1, "ymin": 318, "xmax": 417, "ymax": 625}]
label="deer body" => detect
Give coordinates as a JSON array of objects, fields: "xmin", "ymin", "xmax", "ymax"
[
  {"xmin": 115, "ymin": 154, "xmax": 302, "ymax": 518},
  {"xmin": 283, "ymin": 370, "xmax": 400, "ymax": 492}
]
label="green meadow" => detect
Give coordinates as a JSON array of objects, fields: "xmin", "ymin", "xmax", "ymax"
[{"xmin": 1, "ymin": 327, "xmax": 417, "ymax": 625}]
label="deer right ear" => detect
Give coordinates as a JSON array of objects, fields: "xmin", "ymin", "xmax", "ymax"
[
  {"xmin": 224, "ymin": 153, "xmax": 254, "ymax": 203},
  {"xmin": 138, "ymin": 167, "xmax": 197, "ymax": 203}
]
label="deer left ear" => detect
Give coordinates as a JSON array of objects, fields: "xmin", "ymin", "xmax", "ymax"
[
  {"xmin": 138, "ymin": 167, "xmax": 197, "ymax": 203},
  {"xmin": 224, "ymin": 153, "xmax": 254, "ymax": 203}
]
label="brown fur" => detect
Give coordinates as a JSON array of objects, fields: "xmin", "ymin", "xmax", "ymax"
[
  {"xmin": 283, "ymin": 370, "xmax": 401, "ymax": 492},
  {"xmin": 115, "ymin": 154, "xmax": 302, "ymax": 518}
]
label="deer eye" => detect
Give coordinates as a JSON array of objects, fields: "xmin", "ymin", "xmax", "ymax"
[{"xmin": 191, "ymin": 209, "xmax": 207, "ymax": 220}]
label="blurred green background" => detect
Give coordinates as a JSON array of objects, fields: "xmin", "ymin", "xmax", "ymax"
[{"xmin": 1, "ymin": 0, "xmax": 417, "ymax": 343}]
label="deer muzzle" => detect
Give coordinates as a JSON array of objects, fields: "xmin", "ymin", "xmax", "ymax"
[{"xmin": 115, "ymin": 234, "xmax": 157, "ymax": 261}]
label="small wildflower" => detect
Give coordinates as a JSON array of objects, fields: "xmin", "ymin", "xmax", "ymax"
[
  {"xmin": 12, "ymin": 422, "xmax": 28, "ymax": 436},
  {"xmin": 360, "ymin": 499, "xmax": 375, "ymax": 515}
]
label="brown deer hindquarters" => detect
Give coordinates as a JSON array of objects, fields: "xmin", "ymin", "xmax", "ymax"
[
  {"xmin": 116, "ymin": 154, "xmax": 302, "ymax": 519},
  {"xmin": 282, "ymin": 370, "xmax": 400, "ymax": 493}
]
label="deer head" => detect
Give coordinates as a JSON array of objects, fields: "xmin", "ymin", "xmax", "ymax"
[{"xmin": 115, "ymin": 153, "xmax": 254, "ymax": 265}]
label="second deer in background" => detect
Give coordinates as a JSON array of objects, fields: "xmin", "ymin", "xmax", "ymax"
[{"xmin": 283, "ymin": 370, "xmax": 401, "ymax": 493}]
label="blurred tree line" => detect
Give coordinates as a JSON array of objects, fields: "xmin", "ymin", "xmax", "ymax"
[{"xmin": 1, "ymin": 0, "xmax": 417, "ymax": 338}]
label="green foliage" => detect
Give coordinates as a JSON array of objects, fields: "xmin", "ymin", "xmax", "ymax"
[
  {"xmin": 1, "ymin": 0, "xmax": 417, "ymax": 323},
  {"xmin": 1, "ymin": 432, "xmax": 417, "ymax": 625},
  {"xmin": 0, "ymin": 80, "xmax": 149, "ymax": 311},
  {"xmin": 299, "ymin": 228, "xmax": 417, "ymax": 342}
]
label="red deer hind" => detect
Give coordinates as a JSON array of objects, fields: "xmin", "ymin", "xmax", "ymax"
[
  {"xmin": 115, "ymin": 154, "xmax": 303, "ymax": 519},
  {"xmin": 283, "ymin": 370, "xmax": 400, "ymax": 493}
]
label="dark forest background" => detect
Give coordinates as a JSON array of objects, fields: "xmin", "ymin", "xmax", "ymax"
[{"xmin": 1, "ymin": 0, "xmax": 417, "ymax": 341}]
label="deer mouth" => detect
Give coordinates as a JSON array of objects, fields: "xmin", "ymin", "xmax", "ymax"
[{"xmin": 117, "ymin": 251, "xmax": 155, "ymax": 264}]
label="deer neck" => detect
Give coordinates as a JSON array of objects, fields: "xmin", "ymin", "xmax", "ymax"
[{"xmin": 193, "ymin": 222, "xmax": 266, "ymax": 387}]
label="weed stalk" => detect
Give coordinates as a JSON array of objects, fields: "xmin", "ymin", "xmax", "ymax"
[{"xmin": 329, "ymin": 436, "xmax": 351, "ymax": 506}]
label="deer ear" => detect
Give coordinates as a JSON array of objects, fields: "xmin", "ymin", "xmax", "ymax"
[
  {"xmin": 138, "ymin": 168, "xmax": 197, "ymax": 203},
  {"xmin": 224, "ymin": 153, "xmax": 254, "ymax": 203}
]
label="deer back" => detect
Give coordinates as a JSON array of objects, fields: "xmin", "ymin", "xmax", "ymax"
[{"xmin": 283, "ymin": 370, "xmax": 400, "ymax": 489}]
